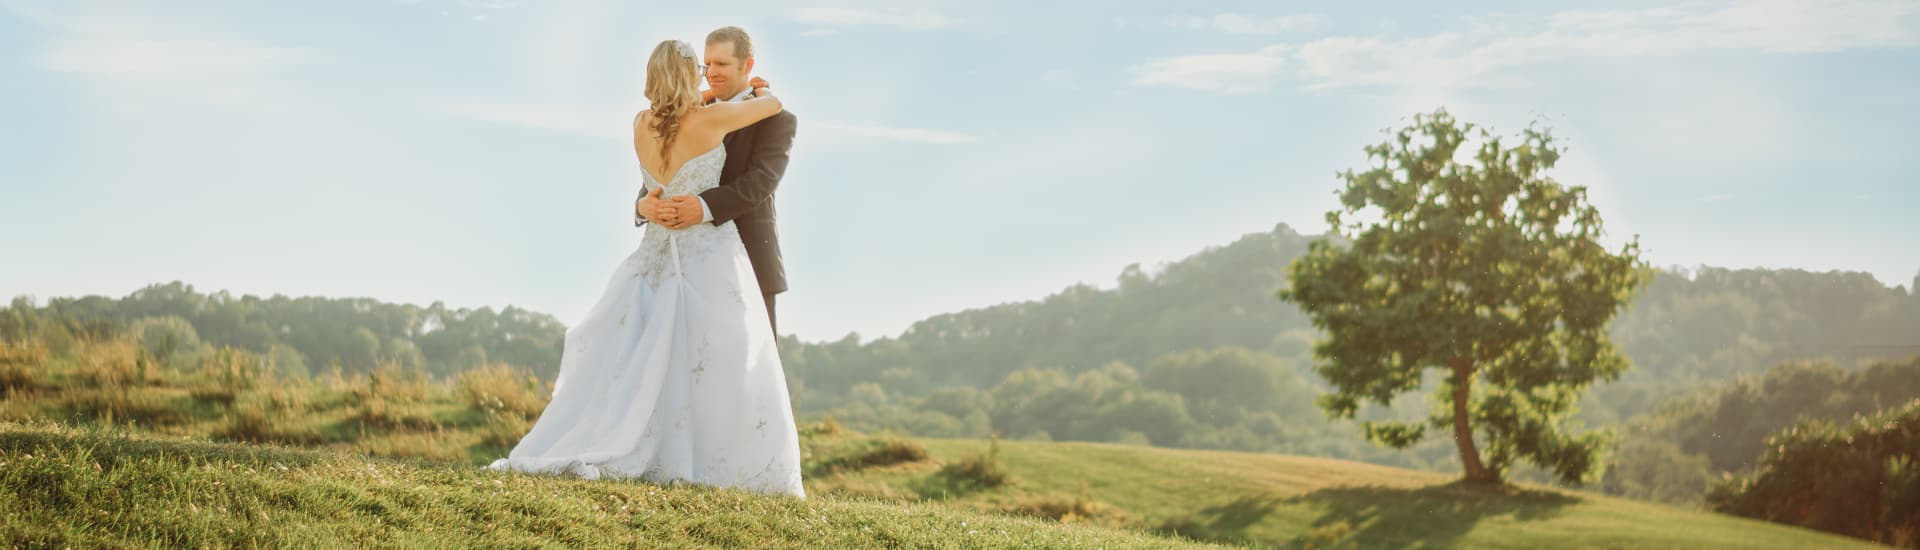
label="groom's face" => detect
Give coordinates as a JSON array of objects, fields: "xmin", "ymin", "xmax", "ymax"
[{"xmin": 703, "ymin": 42, "xmax": 753, "ymax": 99}]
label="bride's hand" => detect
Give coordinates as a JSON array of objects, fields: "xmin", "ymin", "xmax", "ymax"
[
  {"xmin": 701, "ymin": 87, "xmax": 718, "ymax": 104},
  {"xmin": 749, "ymin": 77, "xmax": 770, "ymax": 97}
]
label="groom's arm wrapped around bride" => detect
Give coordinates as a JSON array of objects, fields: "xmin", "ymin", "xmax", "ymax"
[
  {"xmin": 631, "ymin": 111, "xmax": 795, "ymax": 228},
  {"xmin": 698, "ymin": 111, "xmax": 795, "ymax": 225}
]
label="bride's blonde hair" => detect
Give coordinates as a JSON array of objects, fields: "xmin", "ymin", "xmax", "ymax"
[{"xmin": 644, "ymin": 40, "xmax": 702, "ymax": 156}]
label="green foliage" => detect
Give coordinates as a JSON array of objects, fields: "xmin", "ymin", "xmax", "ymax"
[
  {"xmin": 128, "ymin": 315, "xmax": 202, "ymax": 366},
  {"xmin": 1604, "ymin": 356, "xmax": 1920, "ymax": 504},
  {"xmin": 4, "ymin": 282, "xmax": 564, "ymax": 381},
  {"xmin": 1280, "ymin": 109, "xmax": 1649, "ymax": 484},
  {"xmin": 1709, "ymin": 398, "xmax": 1920, "ymax": 547}
]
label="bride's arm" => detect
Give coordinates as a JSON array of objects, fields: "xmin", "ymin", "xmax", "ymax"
[{"xmin": 701, "ymin": 88, "xmax": 781, "ymax": 134}]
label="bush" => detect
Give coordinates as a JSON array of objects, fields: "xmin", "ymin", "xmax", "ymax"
[
  {"xmin": 0, "ymin": 340, "xmax": 43, "ymax": 396},
  {"xmin": 808, "ymin": 434, "xmax": 929, "ymax": 476},
  {"xmin": 74, "ymin": 338, "xmax": 160, "ymax": 388},
  {"xmin": 477, "ymin": 407, "xmax": 532, "ymax": 448},
  {"xmin": 351, "ymin": 362, "xmax": 438, "ymax": 431},
  {"xmin": 213, "ymin": 388, "xmax": 321, "ymax": 445},
  {"xmin": 1005, "ymin": 481, "xmax": 1133, "ymax": 528},
  {"xmin": 60, "ymin": 386, "xmax": 188, "ymax": 427},
  {"xmin": 127, "ymin": 315, "xmax": 201, "ymax": 367},
  {"xmin": 1709, "ymin": 398, "xmax": 1920, "ymax": 547},
  {"xmin": 804, "ymin": 416, "xmax": 846, "ymax": 437},
  {"xmin": 455, "ymin": 363, "xmax": 548, "ymax": 420},
  {"xmin": 938, "ymin": 435, "xmax": 1013, "ymax": 490},
  {"xmin": 190, "ymin": 347, "xmax": 263, "ymax": 407},
  {"xmin": 214, "ymin": 398, "xmax": 277, "ymax": 443}
]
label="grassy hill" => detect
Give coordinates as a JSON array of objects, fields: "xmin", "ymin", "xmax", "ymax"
[
  {"xmin": 0, "ymin": 338, "xmax": 1888, "ymax": 548},
  {"xmin": 0, "ymin": 419, "xmax": 1216, "ymax": 549},
  {"xmin": 1, "ymin": 418, "xmax": 1877, "ymax": 549},
  {"xmin": 803, "ymin": 431, "xmax": 1880, "ymax": 549}
]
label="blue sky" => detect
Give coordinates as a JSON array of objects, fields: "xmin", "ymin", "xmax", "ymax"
[{"xmin": 3, "ymin": 0, "xmax": 1917, "ymax": 342}]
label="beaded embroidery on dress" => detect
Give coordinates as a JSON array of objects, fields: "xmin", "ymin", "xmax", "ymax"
[{"xmin": 487, "ymin": 126, "xmax": 804, "ymax": 498}]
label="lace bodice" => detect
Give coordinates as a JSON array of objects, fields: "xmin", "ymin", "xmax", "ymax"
[
  {"xmin": 636, "ymin": 145, "xmax": 736, "ymax": 287},
  {"xmin": 641, "ymin": 144, "xmax": 726, "ymax": 197}
]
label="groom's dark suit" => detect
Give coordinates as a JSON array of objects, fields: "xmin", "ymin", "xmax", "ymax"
[{"xmin": 636, "ymin": 106, "xmax": 797, "ymax": 335}]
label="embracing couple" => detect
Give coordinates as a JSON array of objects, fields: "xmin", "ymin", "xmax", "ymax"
[{"xmin": 488, "ymin": 26, "xmax": 805, "ymax": 499}]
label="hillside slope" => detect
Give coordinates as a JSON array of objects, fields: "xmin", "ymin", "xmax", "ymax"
[
  {"xmin": 0, "ymin": 420, "xmax": 1215, "ymax": 549},
  {"xmin": 807, "ymin": 433, "xmax": 1881, "ymax": 549}
]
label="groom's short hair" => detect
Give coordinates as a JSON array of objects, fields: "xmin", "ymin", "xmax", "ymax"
[{"xmin": 706, "ymin": 26, "xmax": 753, "ymax": 60}]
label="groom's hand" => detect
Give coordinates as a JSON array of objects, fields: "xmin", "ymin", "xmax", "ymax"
[
  {"xmin": 638, "ymin": 187, "xmax": 667, "ymax": 225},
  {"xmin": 664, "ymin": 196, "xmax": 704, "ymax": 229}
]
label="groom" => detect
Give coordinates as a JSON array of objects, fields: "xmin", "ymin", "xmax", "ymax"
[{"xmin": 635, "ymin": 26, "xmax": 797, "ymax": 337}]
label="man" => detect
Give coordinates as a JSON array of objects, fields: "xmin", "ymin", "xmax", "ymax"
[{"xmin": 635, "ymin": 26, "xmax": 796, "ymax": 337}]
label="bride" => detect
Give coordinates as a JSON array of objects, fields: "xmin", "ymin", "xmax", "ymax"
[{"xmin": 487, "ymin": 39, "xmax": 804, "ymax": 499}]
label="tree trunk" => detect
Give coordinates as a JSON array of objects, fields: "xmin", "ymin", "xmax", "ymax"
[{"xmin": 1450, "ymin": 359, "xmax": 1498, "ymax": 484}]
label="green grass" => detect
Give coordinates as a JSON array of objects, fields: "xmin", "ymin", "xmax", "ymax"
[
  {"xmin": 807, "ymin": 436, "xmax": 1886, "ymax": 549},
  {"xmin": 0, "ymin": 419, "xmax": 1217, "ymax": 549},
  {"xmin": 0, "ymin": 340, "xmax": 1888, "ymax": 548}
]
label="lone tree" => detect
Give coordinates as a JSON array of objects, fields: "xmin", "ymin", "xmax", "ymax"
[{"xmin": 1280, "ymin": 109, "xmax": 1649, "ymax": 485}]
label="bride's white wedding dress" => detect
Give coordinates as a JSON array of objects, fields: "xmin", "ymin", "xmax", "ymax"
[{"xmin": 487, "ymin": 143, "xmax": 805, "ymax": 498}]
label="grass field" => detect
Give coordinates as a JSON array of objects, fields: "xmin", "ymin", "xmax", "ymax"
[
  {"xmin": 804, "ymin": 433, "xmax": 1882, "ymax": 549},
  {"xmin": 0, "ymin": 339, "xmax": 1885, "ymax": 548}
]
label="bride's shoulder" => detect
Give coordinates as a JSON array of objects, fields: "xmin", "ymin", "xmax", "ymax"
[{"xmin": 633, "ymin": 110, "xmax": 652, "ymax": 129}]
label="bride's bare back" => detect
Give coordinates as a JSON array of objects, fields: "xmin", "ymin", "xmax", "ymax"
[{"xmin": 634, "ymin": 93, "xmax": 782, "ymax": 185}]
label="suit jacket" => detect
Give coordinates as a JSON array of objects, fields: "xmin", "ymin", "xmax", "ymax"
[{"xmin": 635, "ymin": 110, "xmax": 797, "ymax": 295}]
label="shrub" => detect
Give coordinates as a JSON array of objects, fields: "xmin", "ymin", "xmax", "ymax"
[
  {"xmin": 477, "ymin": 407, "xmax": 533, "ymax": 448},
  {"xmin": 127, "ymin": 315, "xmax": 202, "ymax": 367},
  {"xmin": 0, "ymin": 340, "xmax": 44, "ymax": 396},
  {"xmin": 809, "ymin": 434, "xmax": 929, "ymax": 476},
  {"xmin": 74, "ymin": 338, "xmax": 159, "ymax": 388},
  {"xmin": 455, "ymin": 363, "xmax": 549, "ymax": 420},
  {"xmin": 190, "ymin": 347, "xmax": 263, "ymax": 407},
  {"xmin": 1005, "ymin": 482, "xmax": 1133, "ymax": 528},
  {"xmin": 938, "ymin": 435, "xmax": 1013, "ymax": 490},
  {"xmin": 804, "ymin": 416, "xmax": 846, "ymax": 437},
  {"xmin": 60, "ymin": 386, "xmax": 188, "ymax": 427},
  {"xmin": 351, "ymin": 362, "xmax": 438, "ymax": 431},
  {"xmin": 1709, "ymin": 398, "xmax": 1920, "ymax": 546}
]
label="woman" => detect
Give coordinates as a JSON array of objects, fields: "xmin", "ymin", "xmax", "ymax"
[{"xmin": 488, "ymin": 39, "xmax": 803, "ymax": 499}]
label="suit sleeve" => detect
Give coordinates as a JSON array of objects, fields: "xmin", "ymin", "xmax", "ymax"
[
  {"xmin": 634, "ymin": 188, "xmax": 648, "ymax": 227},
  {"xmin": 700, "ymin": 111, "xmax": 796, "ymax": 225}
]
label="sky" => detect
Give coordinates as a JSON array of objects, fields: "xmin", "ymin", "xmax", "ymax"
[{"xmin": 2, "ymin": 0, "xmax": 1917, "ymax": 343}]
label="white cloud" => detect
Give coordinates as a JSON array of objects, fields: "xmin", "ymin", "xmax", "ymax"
[
  {"xmin": 1133, "ymin": 0, "xmax": 1920, "ymax": 93},
  {"xmin": 787, "ymin": 7, "xmax": 959, "ymax": 32},
  {"xmin": 1127, "ymin": 45, "xmax": 1288, "ymax": 94},
  {"xmin": 816, "ymin": 122, "xmax": 979, "ymax": 144},
  {"xmin": 1171, "ymin": 14, "xmax": 1328, "ymax": 35}
]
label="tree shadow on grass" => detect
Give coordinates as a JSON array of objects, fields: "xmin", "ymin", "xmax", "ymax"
[{"xmin": 1159, "ymin": 482, "xmax": 1580, "ymax": 549}]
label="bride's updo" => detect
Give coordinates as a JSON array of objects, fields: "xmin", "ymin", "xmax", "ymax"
[{"xmin": 644, "ymin": 40, "xmax": 702, "ymax": 156}]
